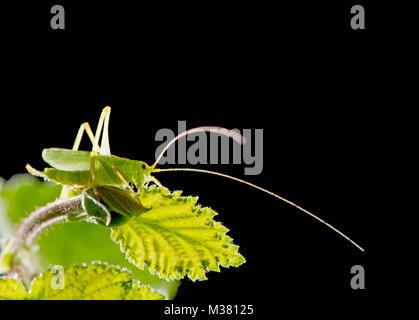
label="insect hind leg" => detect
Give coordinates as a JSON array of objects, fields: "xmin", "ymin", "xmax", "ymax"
[
  {"xmin": 72, "ymin": 122, "xmax": 96, "ymax": 151},
  {"xmin": 59, "ymin": 122, "xmax": 97, "ymax": 199},
  {"xmin": 73, "ymin": 107, "xmax": 111, "ymax": 155},
  {"xmin": 92, "ymin": 107, "xmax": 111, "ymax": 156}
]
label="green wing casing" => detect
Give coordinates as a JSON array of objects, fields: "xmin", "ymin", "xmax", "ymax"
[
  {"xmin": 44, "ymin": 168, "xmax": 90, "ymax": 186},
  {"xmin": 42, "ymin": 148, "xmax": 91, "ymax": 171}
]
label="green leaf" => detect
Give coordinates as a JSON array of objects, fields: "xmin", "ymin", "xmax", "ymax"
[
  {"xmin": 0, "ymin": 174, "xmax": 62, "ymax": 225},
  {"xmin": 0, "ymin": 174, "xmax": 180, "ymax": 299},
  {"xmin": 0, "ymin": 278, "xmax": 27, "ymax": 299},
  {"xmin": 0, "ymin": 263, "xmax": 166, "ymax": 300},
  {"xmin": 111, "ymin": 186, "xmax": 245, "ymax": 281}
]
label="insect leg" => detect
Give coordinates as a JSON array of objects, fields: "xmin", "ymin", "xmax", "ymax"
[
  {"xmin": 72, "ymin": 122, "xmax": 96, "ymax": 151},
  {"xmin": 145, "ymin": 176, "xmax": 163, "ymax": 188},
  {"xmin": 57, "ymin": 122, "xmax": 96, "ymax": 199},
  {"xmin": 111, "ymin": 165, "xmax": 137, "ymax": 196},
  {"xmin": 100, "ymin": 107, "xmax": 111, "ymax": 157},
  {"xmin": 92, "ymin": 107, "xmax": 111, "ymax": 156},
  {"xmin": 83, "ymin": 107, "xmax": 111, "ymax": 199},
  {"xmin": 89, "ymin": 152, "xmax": 99, "ymax": 198},
  {"xmin": 111, "ymin": 165, "xmax": 146, "ymax": 209},
  {"xmin": 58, "ymin": 122, "xmax": 97, "ymax": 199}
]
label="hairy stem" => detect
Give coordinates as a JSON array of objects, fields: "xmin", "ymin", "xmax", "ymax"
[{"xmin": 11, "ymin": 195, "xmax": 84, "ymax": 254}]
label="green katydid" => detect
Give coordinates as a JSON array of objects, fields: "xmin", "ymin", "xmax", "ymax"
[
  {"xmin": 27, "ymin": 107, "xmax": 152, "ymax": 192},
  {"xmin": 27, "ymin": 107, "xmax": 365, "ymax": 252}
]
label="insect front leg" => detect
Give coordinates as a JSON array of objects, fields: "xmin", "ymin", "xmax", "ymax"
[
  {"xmin": 111, "ymin": 165, "xmax": 136, "ymax": 193},
  {"xmin": 110, "ymin": 164, "xmax": 147, "ymax": 210},
  {"xmin": 145, "ymin": 176, "xmax": 163, "ymax": 188}
]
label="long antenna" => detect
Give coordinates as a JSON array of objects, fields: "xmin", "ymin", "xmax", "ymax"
[
  {"xmin": 152, "ymin": 126, "xmax": 246, "ymax": 168},
  {"xmin": 154, "ymin": 167, "xmax": 365, "ymax": 252}
]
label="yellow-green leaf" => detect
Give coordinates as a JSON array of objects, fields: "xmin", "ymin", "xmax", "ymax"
[
  {"xmin": 0, "ymin": 278, "xmax": 27, "ymax": 299},
  {"xmin": 0, "ymin": 174, "xmax": 180, "ymax": 299},
  {"xmin": 111, "ymin": 186, "xmax": 245, "ymax": 281},
  {"xmin": 0, "ymin": 263, "xmax": 166, "ymax": 300}
]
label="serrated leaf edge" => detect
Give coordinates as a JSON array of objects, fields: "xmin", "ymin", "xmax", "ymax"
[
  {"xmin": 111, "ymin": 186, "xmax": 246, "ymax": 281},
  {"xmin": 1, "ymin": 261, "xmax": 167, "ymax": 300}
]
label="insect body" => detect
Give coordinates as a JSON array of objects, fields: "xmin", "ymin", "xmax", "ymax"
[
  {"xmin": 41, "ymin": 149, "xmax": 152, "ymax": 189},
  {"xmin": 27, "ymin": 107, "xmax": 365, "ymax": 252},
  {"xmin": 27, "ymin": 107, "xmax": 153, "ymax": 226},
  {"xmin": 28, "ymin": 108, "xmax": 153, "ymax": 192}
]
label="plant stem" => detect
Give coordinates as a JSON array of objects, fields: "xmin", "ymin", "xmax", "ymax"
[{"xmin": 11, "ymin": 195, "xmax": 84, "ymax": 254}]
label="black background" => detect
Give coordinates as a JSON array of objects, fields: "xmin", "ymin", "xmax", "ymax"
[{"xmin": 0, "ymin": 0, "xmax": 379, "ymax": 316}]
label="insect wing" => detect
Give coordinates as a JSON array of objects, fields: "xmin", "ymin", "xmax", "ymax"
[
  {"xmin": 93, "ymin": 155, "xmax": 125, "ymax": 186},
  {"xmin": 42, "ymin": 148, "xmax": 91, "ymax": 171},
  {"xmin": 44, "ymin": 168, "xmax": 89, "ymax": 186}
]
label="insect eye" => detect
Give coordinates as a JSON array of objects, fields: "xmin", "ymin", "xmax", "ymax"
[{"xmin": 142, "ymin": 164, "xmax": 146, "ymax": 170}]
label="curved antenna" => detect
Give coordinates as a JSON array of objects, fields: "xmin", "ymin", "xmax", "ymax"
[
  {"xmin": 152, "ymin": 126, "xmax": 246, "ymax": 168},
  {"xmin": 154, "ymin": 167, "xmax": 365, "ymax": 252}
]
